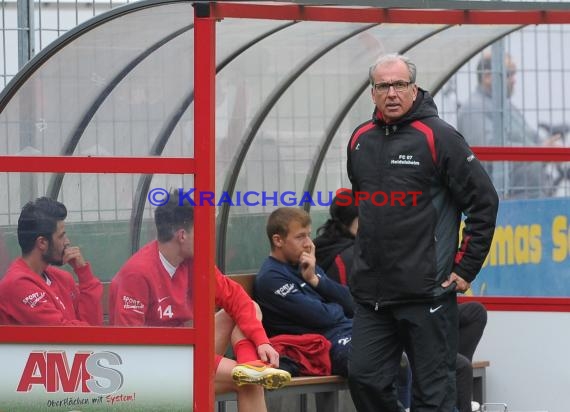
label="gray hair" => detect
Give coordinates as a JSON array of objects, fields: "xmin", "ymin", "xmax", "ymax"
[{"xmin": 368, "ymin": 53, "xmax": 417, "ymax": 86}]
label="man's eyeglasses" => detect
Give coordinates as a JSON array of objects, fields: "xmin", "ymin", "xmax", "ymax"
[{"xmin": 373, "ymin": 81, "xmax": 413, "ymax": 93}]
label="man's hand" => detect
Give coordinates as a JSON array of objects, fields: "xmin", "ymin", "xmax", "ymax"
[
  {"xmin": 299, "ymin": 241, "xmax": 319, "ymax": 288},
  {"xmin": 441, "ymin": 271, "xmax": 470, "ymax": 293},
  {"xmin": 257, "ymin": 343, "xmax": 280, "ymax": 367},
  {"xmin": 63, "ymin": 246, "xmax": 87, "ymax": 270}
]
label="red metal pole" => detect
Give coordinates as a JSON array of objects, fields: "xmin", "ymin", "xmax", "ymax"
[{"xmin": 193, "ymin": 2, "xmax": 216, "ymax": 411}]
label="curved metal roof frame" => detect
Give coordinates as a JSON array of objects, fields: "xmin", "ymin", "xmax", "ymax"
[
  {"xmin": 215, "ymin": 22, "xmax": 377, "ymax": 266},
  {"xmin": 129, "ymin": 21, "xmax": 298, "ymax": 253},
  {"xmin": 428, "ymin": 29, "xmax": 522, "ymax": 97},
  {"xmin": 46, "ymin": 23, "xmax": 194, "ymax": 199},
  {"xmin": 5, "ymin": 0, "xmax": 564, "ymax": 115},
  {"xmin": 0, "ymin": 0, "xmax": 182, "ymax": 113},
  {"xmin": 0, "ymin": 0, "xmax": 297, "ymax": 254}
]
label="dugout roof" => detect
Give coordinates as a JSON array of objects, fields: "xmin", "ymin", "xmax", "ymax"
[{"xmin": 0, "ymin": 0, "xmax": 569, "ymax": 270}]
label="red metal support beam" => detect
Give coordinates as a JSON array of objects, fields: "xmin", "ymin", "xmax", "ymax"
[
  {"xmin": 211, "ymin": 3, "xmax": 570, "ymax": 24},
  {"xmin": 193, "ymin": 2, "xmax": 216, "ymax": 412},
  {"xmin": 0, "ymin": 326, "xmax": 196, "ymax": 345},
  {"xmin": 473, "ymin": 147, "xmax": 570, "ymax": 162},
  {"xmin": 0, "ymin": 156, "xmax": 195, "ymax": 174},
  {"xmin": 1, "ymin": 148, "xmax": 568, "ymax": 175},
  {"xmin": 459, "ymin": 296, "xmax": 570, "ymax": 312}
]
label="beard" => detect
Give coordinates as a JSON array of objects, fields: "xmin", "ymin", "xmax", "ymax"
[{"xmin": 42, "ymin": 242, "xmax": 64, "ymax": 266}]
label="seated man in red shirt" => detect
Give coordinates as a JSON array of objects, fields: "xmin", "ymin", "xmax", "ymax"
[
  {"xmin": 109, "ymin": 191, "xmax": 290, "ymax": 412},
  {"xmin": 0, "ymin": 197, "xmax": 102, "ymax": 326}
]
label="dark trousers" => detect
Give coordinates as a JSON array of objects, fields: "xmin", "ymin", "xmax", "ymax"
[
  {"xmin": 330, "ymin": 332, "xmax": 412, "ymax": 409},
  {"xmin": 456, "ymin": 302, "xmax": 487, "ymax": 412},
  {"xmin": 456, "ymin": 354, "xmax": 472, "ymax": 412},
  {"xmin": 348, "ymin": 294, "xmax": 458, "ymax": 412}
]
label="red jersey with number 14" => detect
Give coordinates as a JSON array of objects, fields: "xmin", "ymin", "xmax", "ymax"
[
  {"xmin": 109, "ymin": 241, "xmax": 193, "ymax": 326},
  {"xmin": 109, "ymin": 240, "xmax": 269, "ymax": 347}
]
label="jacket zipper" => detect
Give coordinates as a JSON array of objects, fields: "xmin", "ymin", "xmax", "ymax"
[{"xmin": 375, "ymin": 128, "xmax": 387, "ymax": 313}]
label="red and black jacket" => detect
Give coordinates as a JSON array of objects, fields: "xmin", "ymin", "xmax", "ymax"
[
  {"xmin": 347, "ymin": 89, "xmax": 498, "ymax": 307},
  {"xmin": 314, "ymin": 234, "xmax": 354, "ymax": 286}
]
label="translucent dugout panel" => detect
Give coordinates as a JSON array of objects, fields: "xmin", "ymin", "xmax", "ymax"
[
  {"xmin": 215, "ymin": 21, "xmax": 369, "ymax": 200},
  {"xmin": 74, "ymin": 27, "xmax": 195, "ymax": 158},
  {"xmin": 0, "ymin": 2, "xmax": 195, "ymax": 157},
  {"xmin": 76, "ymin": 18, "xmax": 288, "ymax": 159},
  {"xmin": 0, "ymin": 172, "xmax": 194, "ymax": 283},
  {"xmin": 407, "ymin": 24, "xmax": 521, "ymax": 92}
]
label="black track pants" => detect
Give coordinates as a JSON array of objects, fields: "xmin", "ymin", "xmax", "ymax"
[{"xmin": 349, "ymin": 295, "xmax": 458, "ymax": 412}]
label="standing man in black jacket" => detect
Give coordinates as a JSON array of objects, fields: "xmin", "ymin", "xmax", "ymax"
[{"xmin": 346, "ymin": 53, "xmax": 499, "ymax": 412}]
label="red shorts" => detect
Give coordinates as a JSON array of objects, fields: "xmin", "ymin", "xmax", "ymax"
[{"xmin": 215, "ymin": 354, "xmax": 223, "ymax": 371}]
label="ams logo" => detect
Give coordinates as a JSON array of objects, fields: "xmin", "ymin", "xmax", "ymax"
[{"xmin": 17, "ymin": 351, "xmax": 124, "ymax": 395}]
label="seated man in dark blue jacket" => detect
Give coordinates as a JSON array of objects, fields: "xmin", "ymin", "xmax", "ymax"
[
  {"xmin": 254, "ymin": 207, "xmax": 354, "ymax": 377},
  {"xmin": 254, "ymin": 207, "xmax": 410, "ymax": 407}
]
